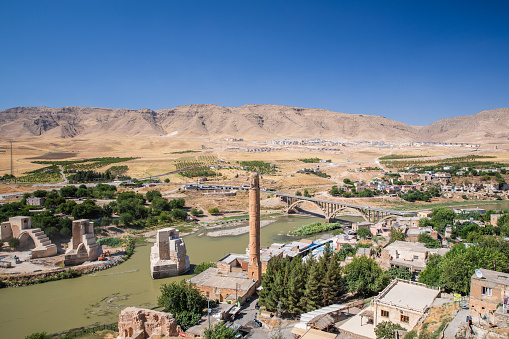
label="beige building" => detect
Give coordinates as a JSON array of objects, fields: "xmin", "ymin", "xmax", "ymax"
[
  {"xmin": 470, "ymin": 268, "xmax": 509, "ymax": 321},
  {"xmin": 372, "ymin": 279, "xmax": 440, "ymax": 331},
  {"xmin": 381, "ymin": 241, "xmax": 449, "ymax": 273},
  {"xmin": 117, "ymin": 307, "xmax": 181, "ymax": 339}
]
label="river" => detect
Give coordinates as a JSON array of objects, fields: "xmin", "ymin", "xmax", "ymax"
[{"xmin": 0, "ymin": 215, "xmax": 362, "ymax": 339}]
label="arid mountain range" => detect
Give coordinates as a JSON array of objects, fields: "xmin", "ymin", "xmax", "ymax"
[{"xmin": 0, "ymin": 105, "xmax": 508, "ymax": 143}]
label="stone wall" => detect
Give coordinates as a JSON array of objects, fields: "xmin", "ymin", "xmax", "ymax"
[{"xmin": 117, "ymin": 307, "xmax": 181, "ymax": 339}]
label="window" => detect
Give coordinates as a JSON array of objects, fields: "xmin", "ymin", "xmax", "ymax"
[
  {"xmin": 482, "ymin": 287, "xmax": 492, "ymax": 297},
  {"xmin": 401, "ymin": 315, "xmax": 409, "ymax": 323},
  {"xmin": 413, "ymin": 255, "xmax": 419, "ymax": 260},
  {"xmin": 381, "ymin": 310, "xmax": 389, "ymax": 317}
]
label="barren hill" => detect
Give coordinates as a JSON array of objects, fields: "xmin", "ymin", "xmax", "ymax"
[
  {"xmin": 0, "ymin": 105, "xmax": 507, "ymax": 143},
  {"xmin": 418, "ymin": 108, "xmax": 509, "ymax": 143}
]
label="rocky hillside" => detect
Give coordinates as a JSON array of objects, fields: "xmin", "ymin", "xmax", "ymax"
[
  {"xmin": 0, "ymin": 104, "xmax": 507, "ymax": 143},
  {"xmin": 418, "ymin": 108, "xmax": 509, "ymax": 143}
]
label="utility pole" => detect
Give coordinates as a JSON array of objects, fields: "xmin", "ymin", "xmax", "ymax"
[
  {"xmin": 277, "ymin": 301, "xmax": 282, "ymax": 339},
  {"xmin": 9, "ymin": 141, "xmax": 13, "ymax": 176},
  {"xmin": 207, "ymin": 293, "xmax": 211, "ymax": 330}
]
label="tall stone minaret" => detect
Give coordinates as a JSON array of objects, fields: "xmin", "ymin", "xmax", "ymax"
[{"xmin": 248, "ymin": 172, "xmax": 262, "ymax": 283}]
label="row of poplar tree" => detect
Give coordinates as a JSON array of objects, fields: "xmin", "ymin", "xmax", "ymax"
[{"xmin": 259, "ymin": 244, "xmax": 343, "ymax": 317}]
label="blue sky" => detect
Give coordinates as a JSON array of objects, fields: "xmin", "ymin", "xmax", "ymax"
[{"xmin": 1, "ymin": 1, "xmax": 508, "ymax": 126}]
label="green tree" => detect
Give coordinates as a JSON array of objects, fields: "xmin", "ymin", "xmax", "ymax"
[
  {"xmin": 343, "ymin": 256, "xmax": 389, "ymax": 296},
  {"xmin": 295, "ymin": 190, "xmax": 302, "ymax": 196},
  {"xmin": 8, "ymin": 237, "xmax": 20, "ymax": 249},
  {"xmin": 387, "ymin": 266, "xmax": 412, "ymax": 280},
  {"xmin": 389, "ymin": 228, "xmax": 405, "ymax": 243},
  {"xmin": 158, "ymin": 280, "xmax": 207, "ymax": 330},
  {"xmin": 375, "ymin": 321, "xmax": 406, "ymax": 339},
  {"xmin": 417, "ymin": 233, "xmax": 440, "ymax": 248},
  {"xmin": 441, "ymin": 243, "xmax": 509, "ymax": 293},
  {"xmin": 329, "ymin": 185, "xmax": 341, "ymax": 196},
  {"xmin": 418, "ymin": 254, "xmax": 443, "ymax": 288},
  {"xmin": 204, "ymin": 321, "xmax": 236, "ymax": 339},
  {"xmin": 194, "ymin": 261, "xmax": 215, "ymax": 275},
  {"xmin": 208, "ymin": 207, "xmax": 220, "ymax": 214},
  {"xmin": 357, "ymin": 227, "xmax": 372, "ymax": 239},
  {"xmin": 33, "ymin": 190, "xmax": 47, "ymax": 198},
  {"xmin": 119, "ymin": 212, "xmax": 134, "ymax": 226},
  {"xmin": 164, "ymin": 178, "xmax": 170, "ymax": 183},
  {"xmin": 145, "ymin": 190, "xmax": 162, "ymax": 202},
  {"xmin": 303, "ymin": 257, "xmax": 325, "ymax": 311},
  {"xmin": 60, "ymin": 185, "xmax": 78, "ymax": 198},
  {"xmin": 286, "ymin": 255, "xmax": 307, "ymax": 316}
]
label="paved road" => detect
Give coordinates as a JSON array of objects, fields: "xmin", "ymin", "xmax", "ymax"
[{"xmin": 444, "ymin": 307, "xmax": 469, "ymax": 339}]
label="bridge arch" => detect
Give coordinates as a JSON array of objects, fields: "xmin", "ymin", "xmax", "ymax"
[
  {"xmin": 18, "ymin": 231, "xmax": 36, "ymax": 251},
  {"xmin": 287, "ymin": 199, "xmax": 326, "ymax": 216},
  {"xmin": 329, "ymin": 206, "xmax": 369, "ymax": 222}
]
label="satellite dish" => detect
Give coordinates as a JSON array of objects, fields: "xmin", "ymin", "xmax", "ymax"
[{"xmin": 475, "ymin": 269, "xmax": 483, "ymax": 278}]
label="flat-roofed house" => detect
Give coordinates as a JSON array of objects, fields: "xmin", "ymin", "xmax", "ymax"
[
  {"xmin": 470, "ymin": 268, "xmax": 509, "ymax": 323},
  {"xmin": 372, "ymin": 279, "xmax": 440, "ymax": 330},
  {"xmin": 381, "ymin": 241, "xmax": 449, "ymax": 273}
]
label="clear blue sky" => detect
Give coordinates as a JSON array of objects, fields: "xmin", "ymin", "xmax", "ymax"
[{"xmin": 1, "ymin": 1, "xmax": 508, "ymax": 126}]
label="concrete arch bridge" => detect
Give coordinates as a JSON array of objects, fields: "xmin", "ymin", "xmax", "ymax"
[{"xmin": 275, "ymin": 193, "xmax": 408, "ymax": 223}]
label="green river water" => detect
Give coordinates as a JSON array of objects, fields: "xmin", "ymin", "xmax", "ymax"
[{"xmin": 0, "ymin": 215, "xmax": 361, "ymax": 339}]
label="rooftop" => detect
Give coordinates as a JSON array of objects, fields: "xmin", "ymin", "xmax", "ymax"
[
  {"xmin": 374, "ymin": 279, "xmax": 440, "ymax": 312},
  {"xmin": 189, "ymin": 268, "xmax": 257, "ymax": 291},
  {"xmin": 472, "ymin": 268, "xmax": 509, "ymax": 286}
]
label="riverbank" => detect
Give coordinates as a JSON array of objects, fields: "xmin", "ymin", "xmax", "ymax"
[
  {"xmin": 0, "ymin": 237, "xmax": 135, "ymax": 288},
  {"xmin": 205, "ymin": 219, "xmax": 276, "ymax": 237}
]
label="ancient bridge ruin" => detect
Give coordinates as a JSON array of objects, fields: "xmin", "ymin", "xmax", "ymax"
[{"xmin": 275, "ymin": 193, "xmax": 408, "ymax": 223}]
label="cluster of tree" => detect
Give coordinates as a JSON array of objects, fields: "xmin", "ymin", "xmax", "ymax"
[
  {"xmin": 239, "ymin": 160, "xmax": 275, "ymax": 173},
  {"xmin": 329, "ymin": 185, "xmax": 379, "ymax": 198},
  {"xmin": 193, "ymin": 261, "xmax": 216, "ymax": 275},
  {"xmin": 259, "ymin": 245, "xmax": 391, "ymax": 316},
  {"xmin": 180, "ymin": 167, "xmax": 217, "ymax": 178},
  {"xmin": 158, "ymin": 280, "xmax": 215, "ymax": 331},
  {"xmin": 259, "ymin": 247, "xmax": 343, "ymax": 316},
  {"xmin": 299, "ymin": 169, "xmax": 331, "ymax": 178},
  {"xmin": 289, "ymin": 222, "xmax": 342, "ymax": 236},
  {"xmin": 419, "ymin": 236, "xmax": 509, "ymax": 294},
  {"xmin": 299, "ymin": 158, "xmax": 330, "ymax": 163},
  {"xmin": 295, "ymin": 189, "xmax": 312, "ymax": 197},
  {"xmin": 204, "ymin": 321, "xmax": 236, "ymax": 339},
  {"xmin": 67, "ymin": 169, "xmax": 116, "ymax": 183},
  {"xmin": 418, "ymin": 207, "xmax": 456, "ymax": 234},
  {"xmin": 417, "ymin": 233, "xmax": 441, "ymax": 248},
  {"xmin": 399, "ymin": 187, "xmax": 440, "ymax": 202}
]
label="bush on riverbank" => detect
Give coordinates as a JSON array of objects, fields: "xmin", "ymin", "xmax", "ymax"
[
  {"xmin": 289, "ymin": 222, "xmax": 342, "ymax": 236},
  {"xmin": 96, "ymin": 237, "xmax": 124, "ymax": 247}
]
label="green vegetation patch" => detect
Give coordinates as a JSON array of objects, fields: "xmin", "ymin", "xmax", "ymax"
[
  {"xmin": 96, "ymin": 237, "xmax": 124, "ymax": 247},
  {"xmin": 289, "ymin": 222, "xmax": 342, "ymax": 236}
]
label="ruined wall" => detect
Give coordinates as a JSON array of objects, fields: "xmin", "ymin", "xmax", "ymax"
[{"xmin": 117, "ymin": 307, "xmax": 181, "ymax": 339}]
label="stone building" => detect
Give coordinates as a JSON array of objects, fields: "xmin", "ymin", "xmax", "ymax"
[
  {"xmin": 64, "ymin": 219, "xmax": 100, "ymax": 266},
  {"xmin": 117, "ymin": 307, "xmax": 181, "ymax": 339},
  {"xmin": 0, "ymin": 216, "xmax": 57, "ymax": 258},
  {"xmin": 470, "ymin": 268, "xmax": 509, "ymax": 321},
  {"xmin": 372, "ymin": 279, "xmax": 440, "ymax": 331},
  {"xmin": 380, "ymin": 240, "xmax": 449, "ymax": 273},
  {"xmin": 150, "ymin": 227, "xmax": 190, "ymax": 279},
  {"xmin": 26, "ymin": 197, "xmax": 46, "ymax": 206}
]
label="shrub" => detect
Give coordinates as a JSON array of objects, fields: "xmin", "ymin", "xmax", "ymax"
[
  {"xmin": 96, "ymin": 237, "xmax": 124, "ymax": 247},
  {"xmin": 8, "ymin": 237, "xmax": 20, "ymax": 249},
  {"xmin": 208, "ymin": 207, "xmax": 220, "ymax": 214}
]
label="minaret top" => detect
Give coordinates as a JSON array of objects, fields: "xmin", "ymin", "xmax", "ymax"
[{"xmin": 250, "ymin": 172, "xmax": 259, "ymax": 188}]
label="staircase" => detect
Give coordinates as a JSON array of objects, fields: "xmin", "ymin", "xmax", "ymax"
[{"xmin": 26, "ymin": 228, "xmax": 57, "ymax": 258}]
